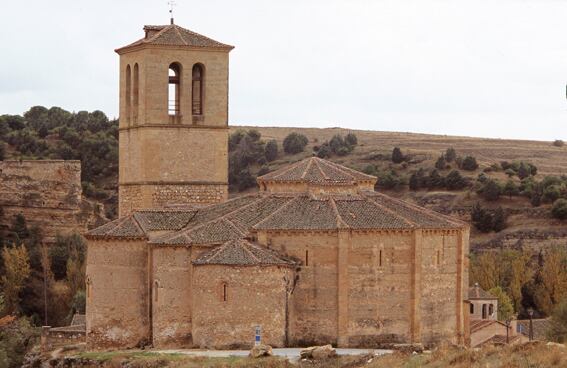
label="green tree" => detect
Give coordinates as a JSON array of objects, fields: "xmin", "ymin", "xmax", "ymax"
[
  {"xmin": 264, "ymin": 139, "xmax": 278, "ymax": 162},
  {"xmin": 316, "ymin": 144, "xmax": 331, "ymax": 158},
  {"xmin": 445, "ymin": 147, "xmax": 457, "ymax": 162},
  {"xmin": 471, "ymin": 203, "xmax": 493, "ymax": 232},
  {"xmin": 1, "ymin": 245, "xmax": 31, "ymax": 314},
  {"xmin": 492, "ymin": 207, "xmax": 506, "ymax": 232},
  {"xmin": 461, "ymin": 156, "xmax": 479, "ymax": 171},
  {"xmin": 547, "ymin": 299, "xmax": 567, "ymax": 343},
  {"xmin": 503, "ymin": 180, "xmax": 519, "ymax": 199},
  {"xmin": 435, "ymin": 155, "xmax": 447, "ymax": 170},
  {"xmin": 283, "ymin": 132, "xmax": 308, "ymax": 154},
  {"xmin": 552, "ymin": 199, "xmax": 567, "ymax": 220},
  {"xmin": 0, "ymin": 142, "xmax": 5, "ymax": 161},
  {"xmin": 391, "ymin": 147, "xmax": 404, "ymax": 164},
  {"xmin": 445, "ymin": 170, "xmax": 468, "ymax": 190},
  {"xmin": 489, "ymin": 286, "xmax": 515, "ymax": 321},
  {"xmin": 481, "ymin": 179, "xmax": 501, "ymax": 201},
  {"xmin": 329, "ymin": 135, "xmax": 345, "ymax": 154},
  {"xmin": 345, "ymin": 132, "xmax": 358, "ymax": 147},
  {"xmin": 518, "ymin": 162, "xmax": 531, "ymax": 180}
]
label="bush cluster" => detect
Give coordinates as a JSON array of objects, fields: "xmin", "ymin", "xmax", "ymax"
[
  {"xmin": 314, "ymin": 133, "xmax": 358, "ymax": 158},
  {"xmin": 409, "ymin": 169, "xmax": 469, "ymax": 191},
  {"xmin": 471, "ymin": 203, "xmax": 506, "ymax": 232}
]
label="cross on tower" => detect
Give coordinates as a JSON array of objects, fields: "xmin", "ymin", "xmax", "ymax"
[{"xmin": 168, "ymin": 0, "xmax": 177, "ymax": 24}]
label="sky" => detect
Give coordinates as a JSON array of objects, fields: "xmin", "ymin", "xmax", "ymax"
[{"xmin": 1, "ymin": 0, "xmax": 566, "ymax": 140}]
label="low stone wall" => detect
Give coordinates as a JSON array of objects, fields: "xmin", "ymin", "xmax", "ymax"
[{"xmin": 41, "ymin": 325, "xmax": 86, "ymax": 351}]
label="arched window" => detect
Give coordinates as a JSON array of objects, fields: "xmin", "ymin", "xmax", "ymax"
[
  {"xmin": 192, "ymin": 64, "xmax": 204, "ymax": 115},
  {"xmin": 133, "ymin": 63, "xmax": 139, "ymax": 123},
  {"xmin": 125, "ymin": 65, "xmax": 131, "ymax": 123},
  {"xmin": 168, "ymin": 63, "xmax": 181, "ymax": 116}
]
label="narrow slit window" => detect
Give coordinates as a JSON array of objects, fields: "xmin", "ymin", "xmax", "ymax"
[
  {"xmin": 470, "ymin": 303, "xmax": 474, "ymax": 314},
  {"xmin": 86, "ymin": 277, "xmax": 92, "ymax": 298},
  {"xmin": 305, "ymin": 250, "xmax": 309, "ymax": 266},
  {"xmin": 436, "ymin": 250, "xmax": 441, "ymax": 266},
  {"xmin": 133, "ymin": 63, "xmax": 139, "ymax": 122},
  {"xmin": 379, "ymin": 249, "xmax": 383, "ymax": 267},
  {"xmin": 125, "ymin": 65, "xmax": 131, "ymax": 122},
  {"xmin": 154, "ymin": 280, "xmax": 159, "ymax": 302},
  {"xmin": 192, "ymin": 64, "xmax": 204, "ymax": 115},
  {"xmin": 222, "ymin": 283, "xmax": 228, "ymax": 302},
  {"xmin": 168, "ymin": 63, "xmax": 181, "ymax": 116}
]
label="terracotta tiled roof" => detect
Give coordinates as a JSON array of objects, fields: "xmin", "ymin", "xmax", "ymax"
[
  {"xmin": 517, "ymin": 319, "xmax": 551, "ymax": 341},
  {"xmin": 116, "ymin": 24, "xmax": 234, "ymax": 53},
  {"xmin": 133, "ymin": 210, "xmax": 196, "ymax": 231},
  {"xmin": 89, "ymin": 159, "xmax": 464, "ymax": 242},
  {"xmin": 193, "ymin": 239, "xmax": 294, "ymax": 266},
  {"xmin": 86, "ymin": 216, "xmax": 146, "ymax": 239},
  {"xmin": 469, "ymin": 284, "xmax": 498, "ymax": 300},
  {"xmin": 257, "ymin": 157, "xmax": 376, "ymax": 186}
]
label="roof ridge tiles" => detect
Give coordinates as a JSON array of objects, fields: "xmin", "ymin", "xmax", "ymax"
[
  {"xmin": 313, "ymin": 157, "xmax": 331, "ymax": 180},
  {"xmin": 329, "ymin": 197, "xmax": 350, "ymax": 229}
]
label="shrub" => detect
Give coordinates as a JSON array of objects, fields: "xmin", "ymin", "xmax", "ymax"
[
  {"xmin": 392, "ymin": 147, "xmax": 404, "ymax": 164},
  {"xmin": 445, "ymin": 147, "xmax": 457, "ymax": 162},
  {"xmin": 503, "ymin": 180, "xmax": 519, "ymax": 199},
  {"xmin": 435, "ymin": 155, "xmax": 447, "ymax": 170},
  {"xmin": 0, "ymin": 142, "xmax": 5, "ymax": 161},
  {"xmin": 553, "ymin": 140, "xmax": 565, "ymax": 147},
  {"xmin": 283, "ymin": 132, "xmax": 308, "ymax": 154},
  {"xmin": 552, "ymin": 199, "xmax": 567, "ymax": 220},
  {"xmin": 264, "ymin": 140, "xmax": 278, "ymax": 162},
  {"xmin": 445, "ymin": 170, "xmax": 468, "ymax": 190},
  {"xmin": 316, "ymin": 144, "xmax": 331, "ymax": 158},
  {"xmin": 345, "ymin": 133, "xmax": 358, "ymax": 146},
  {"xmin": 547, "ymin": 299, "xmax": 567, "ymax": 342},
  {"xmin": 461, "ymin": 156, "xmax": 479, "ymax": 171},
  {"xmin": 480, "ymin": 180, "xmax": 501, "ymax": 201}
]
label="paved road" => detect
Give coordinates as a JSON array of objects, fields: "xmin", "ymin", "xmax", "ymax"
[{"xmin": 158, "ymin": 348, "xmax": 392, "ymax": 361}]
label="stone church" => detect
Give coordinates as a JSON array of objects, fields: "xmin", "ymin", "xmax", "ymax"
[{"xmin": 85, "ymin": 22, "xmax": 470, "ymax": 350}]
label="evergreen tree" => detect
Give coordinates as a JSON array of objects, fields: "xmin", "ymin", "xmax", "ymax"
[
  {"xmin": 481, "ymin": 179, "xmax": 501, "ymax": 201},
  {"xmin": 391, "ymin": 147, "xmax": 404, "ymax": 164},
  {"xmin": 435, "ymin": 155, "xmax": 447, "ymax": 170},
  {"xmin": 552, "ymin": 199, "xmax": 567, "ymax": 220},
  {"xmin": 492, "ymin": 207, "xmax": 506, "ymax": 232},
  {"xmin": 445, "ymin": 170, "xmax": 468, "ymax": 190},
  {"xmin": 445, "ymin": 147, "xmax": 457, "ymax": 162},
  {"xmin": 345, "ymin": 132, "xmax": 358, "ymax": 147},
  {"xmin": 461, "ymin": 156, "xmax": 479, "ymax": 171},
  {"xmin": 264, "ymin": 140, "xmax": 278, "ymax": 162},
  {"xmin": 283, "ymin": 132, "xmax": 308, "ymax": 154},
  {"xmin": 503, "ymin": 180, "xmax": 519, "ymax": 199}
]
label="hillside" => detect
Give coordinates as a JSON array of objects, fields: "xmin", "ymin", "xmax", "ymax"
[{"xmin": 232, "ymin": 126, "xmax": 567, "ymax": 251}]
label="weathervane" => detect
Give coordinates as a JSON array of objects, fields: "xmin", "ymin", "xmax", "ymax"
[{"xmin": 168, "ymin": 0, "xmax": 177, "ymax": 24}]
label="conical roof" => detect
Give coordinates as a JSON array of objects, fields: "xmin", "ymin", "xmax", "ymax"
[
  {"xmin": 116, "ymin": 24, "xmax": 234, "ymax": 53},
  {"xmin": 257, "ymin": 157, "xmax": 377, "ymax": 186}
]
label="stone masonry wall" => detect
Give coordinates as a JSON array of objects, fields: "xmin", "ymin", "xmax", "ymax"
[
  {"xmin": 0, "ymin": 160, "xmax": 86, "ymax": 240},
  {"xmin": 86, "ymin": 239, "xmax": 149, "ymax": 349},
  {"xmin": 347, "ymin": 231, "xmax": 413, "ymax": 347},
  {"xmin": 151, "ymin": 246, "xmax": 193, "ymax": 348},
  {"xmin": 192, "ymin": 264, "xmax": 292, "ymax": 349},
  {"xmin": 266, "ymin": 231, "xmax": 340, "ymax": 346},
  {"xmin": 419, "ymin": 231, "xmax": 460, "ymax": 346},
  {"xmin": 119, "ymin": 183, "xmax": 228, "ymax": 215}
]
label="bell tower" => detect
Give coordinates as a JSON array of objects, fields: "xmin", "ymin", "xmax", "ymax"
[{"xmin": 115, "ymin": 23, "xmax": 233, "ymax": 216}]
